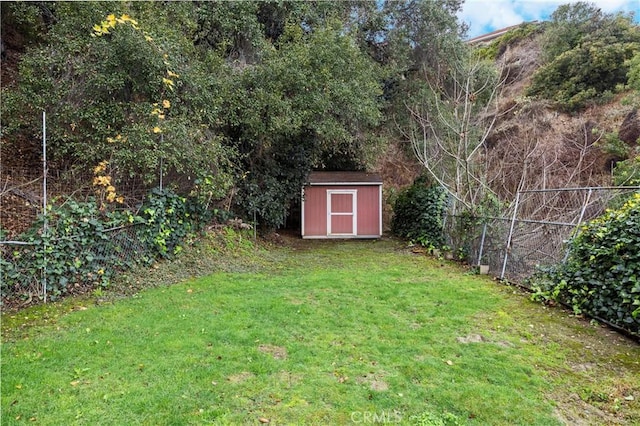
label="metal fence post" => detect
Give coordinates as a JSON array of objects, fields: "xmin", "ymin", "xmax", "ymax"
[
  {"xmin": 42, "ymin": 111, "xmax": 48, "ymax": 303},
  {"xmin": 562, "ymin": 188, "xmax": 593, "ymax": 263},
  {"xmin": 477, "ymin": 222, "xmax": 487, "ymax": 266},
  {"xmin": 501, "ymin": 191, "xmax": 521, "ymax": 280}
]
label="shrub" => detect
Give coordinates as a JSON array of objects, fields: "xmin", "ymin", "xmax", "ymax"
[
  {"xmin": 391, "ymin": 175, "xmax": 447, "ymax": 248},
  {"xmin": 532, "ymin": 192, "xmax": 640, "ymax": 335},
  {"xmin": 613, "ymin": 155, "xmax": 640, "ymax": 186},
  {"xmin": 526, "ymin": 5, "xmax": 640, "ymax": 112}
]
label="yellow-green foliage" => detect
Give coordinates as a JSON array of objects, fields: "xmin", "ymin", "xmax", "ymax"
[{"xmin": 614, "ymin": 155, "xmax": 640, "ymax": 186}]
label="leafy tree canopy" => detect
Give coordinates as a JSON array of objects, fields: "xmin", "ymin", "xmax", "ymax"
[
  {"xmin": 527, "ymin": 1, "xmax": 640, "ymax": 111},
  {"xmin": 2, "ymin": 2, "xmax": 233, "ymax": 201},
  {"xmin": 227, "ymin": 21, "xmax": 384, "ymax": 228},
  {"xmin": 1, "ymin": 0, "xmax": 468, "ymax": 229}
]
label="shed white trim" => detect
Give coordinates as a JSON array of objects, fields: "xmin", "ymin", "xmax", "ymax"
[{"xmin": 327, "ymin": 190, "xmax": 357, "ymax": 236}]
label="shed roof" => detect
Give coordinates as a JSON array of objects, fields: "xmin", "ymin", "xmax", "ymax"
[{"xmin": 307, "ymin": 171, "xmax": 382, "ymax": 185}]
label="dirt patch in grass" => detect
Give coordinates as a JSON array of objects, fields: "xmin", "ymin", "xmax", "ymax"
[
  {"xmin": 457, "ymin": 332, "xmax": 515, "ymax": 348},
  {"xmin": 370, "ymin": 380, "xmax": 389, "ymax": 392},
  {"xmin": 356, "ymin": 373, "xmax": 389, "ymax": 392},
  {"xmin": 553, "ymin": 392, "xmax": 627, "ymax": 425},
  {"xmin": 258, "ymin": 344, "xmax": 288, "ymax": 360},
  {"xmin": 569, "ymin": 363, "xmax": 595, "ymax": 373},
  {"xmin": 227, "ymin": 371, "xmax": 255, "ymax": 384},
  {"xmin": 457, "ymin": 333, "xmax": 485, "ymax": 344},
  {"xmin": 552, "ymin": 379, "xmax": 639, "ymax": 425}
]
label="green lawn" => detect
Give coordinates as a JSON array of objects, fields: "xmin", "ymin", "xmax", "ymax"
[{"xmin": 2, "ymin": 235, "xmax": 639, "ymax": 425}]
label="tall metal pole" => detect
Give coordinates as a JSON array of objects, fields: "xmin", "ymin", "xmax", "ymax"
[
  {"xmin": 42, "ymin": 111, "xmax": 48, "ymax": 303},
  {"xmin": 501, "ymin": 191, "xmax": 521, "ymax": 280},
  {"xmin": 477, "ymin": 222, "xmax": 487, "ymax": 266},
  {"xmin": 159, "ymin": 134, "xmax": 164, "ymax": 190},
  {"xmin": 563, "ymin": 188, "xmax": 593, "ymax": 263}
]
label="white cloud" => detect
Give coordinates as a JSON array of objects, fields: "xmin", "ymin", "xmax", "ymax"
[{"xmin": 459, "ymin": 0, "xmax": 640, "ymax": 38}]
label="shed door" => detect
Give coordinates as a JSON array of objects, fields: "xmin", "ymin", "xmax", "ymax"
[{"xmin": 327, "ymin": 190, "xmax": 357, "ymax": 236}]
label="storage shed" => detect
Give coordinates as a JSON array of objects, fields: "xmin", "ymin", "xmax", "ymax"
[{"xmin": 301, "ymin": 171, "xmax": 382, "ymax": 239}]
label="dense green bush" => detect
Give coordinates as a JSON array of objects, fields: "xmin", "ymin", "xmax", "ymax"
[
  {"xmin": 532, "ymin": 192, "xmax": 640, "ymax": 335},
  {"xmin": 0, "ymin": 188, "xmax": 203, "ymax": 304},
  {"xmin": 391, "ymin": 175, "xmax": 447, "ymax": 248},
  {"xmin": 526, "ymin": 3, "xmax": 640, "ymax": 111}
]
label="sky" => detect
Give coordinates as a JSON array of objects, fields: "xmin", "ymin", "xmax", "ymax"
[{"xmin": 458, "ymin": 0, "xmax": 640, "ymax": 39}]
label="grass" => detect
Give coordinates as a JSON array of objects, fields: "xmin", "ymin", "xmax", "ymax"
[{"xmin": 2, "ymin": 233, "xmax": 639, "ymax": 425}]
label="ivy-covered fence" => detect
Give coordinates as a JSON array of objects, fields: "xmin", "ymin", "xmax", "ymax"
[
  {"xmin": 532, "ymin": 192, "xmax": 640, "ymax": 336},
  {"xmin": 0, "ymin": 188, "xmax": 210, "ymax": 307},
  {"xmin": 1, "ymin": 224, "xmax": 144, "ymax": 304}
]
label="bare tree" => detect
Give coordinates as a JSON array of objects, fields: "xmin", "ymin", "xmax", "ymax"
[{"xmin": 403, "ymin": 50, "xmax": 509, "ymax": 213}]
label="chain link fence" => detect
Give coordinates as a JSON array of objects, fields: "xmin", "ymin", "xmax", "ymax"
[
  {"xmin": 444, "ymin": 186, "xmax": 640, "ymax": 286},
  {"xmin": 0, "ymin": 224, "xmax": 153, "ymax": 304},
  {"xmin": 1, "ymin": 145, "xmax": 181, "ymax": 306}
]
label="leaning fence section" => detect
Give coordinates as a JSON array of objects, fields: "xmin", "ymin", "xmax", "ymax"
[{"xmin": 444, "ymin": 186, "xmax": 640, "ymax": 286}]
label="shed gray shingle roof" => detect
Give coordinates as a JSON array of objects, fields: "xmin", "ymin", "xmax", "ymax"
[{"xmin": 307, "ymin": 171, "xmax": 382, "ymax": 185}]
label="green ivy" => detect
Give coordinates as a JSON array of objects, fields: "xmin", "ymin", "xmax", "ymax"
[
  {"xmin": 1, "ymin": 188, "xmax": 204, "ymax": 304},
  {"xmin": 1, "ymin": 200, "xmax": 132, "ymax": 301},
  {"xmin": 532, "ymin": 192, "xmax": 640, "ymax": 335},
  {"xmin": 137, "ymin": 188, "xmax": 204, "ymax": 259},
  {"xmin": 391, "ymin": 175, "xmax": 447, "ymax": 248}
]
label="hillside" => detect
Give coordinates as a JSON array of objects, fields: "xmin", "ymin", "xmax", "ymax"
[
  {"xmin": 375, "ymin": 20, "xmax": 639, "ymax": 228},
  {"xmin": 481, "ymin": 24, "xmax": 640, "ymax": 203}
]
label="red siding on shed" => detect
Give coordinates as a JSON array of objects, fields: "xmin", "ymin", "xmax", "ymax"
[
  {"xmin": 303, "ymin": 186, "xmax": 328, "ymax": 236},
  {"xmin": 355, "ymin": 185, "xmax": 380, "ymax": 236},
  {"xmin": 302, "ymin": 182, "xmax": 381, "ymax": 238}
]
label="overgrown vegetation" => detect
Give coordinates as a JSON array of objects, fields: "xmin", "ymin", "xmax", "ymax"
[
  {"xmin": 391, "ymin": 175, "xmax": 446, "ymax": 248},
  {"xmin": 2, "ymin": 4, "xmax": 234, "ymax": 194},
  {"xmin": 0, "ymin": 188, "xmax": 209, "ymax": 304},
  {"xmin": 614, "ymin": 156, "xmax": 640, "ymax": 186},
  {"xmin": 532, "ymin": 192, "xmax": 640, "ymax": 335},
  {"xmin": 527, "ymin": 2, "xmax": 640, "ymax": 111},
  {"xmin": 1, "ymin": 0, "xmax": 465, "ymax": 230}
]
